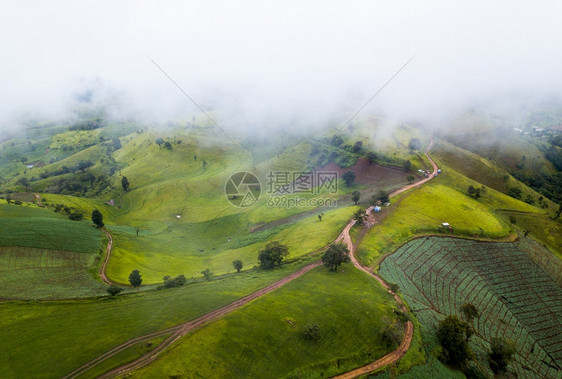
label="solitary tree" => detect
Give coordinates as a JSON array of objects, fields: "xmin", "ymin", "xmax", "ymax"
[
  {"xmin": 488, "ymin": 338, "xmax": 516, "ymax": 374},
  {"xmin": 163, "ymin": 141, "xmax": 173, "ymax": 150},
  {"xmin": 303, "ymin": 322, "xmax": 321, "ymax": 342},
  {"xmin": 352, "ymin": 141, "xmax": 363, "ymax": 153},
  {"xmin": 155, "ymin": 138, "xmax": 164, "ymax": 147},
  {"xmin": 408, "ymin": 138, "xmax": 422, "ymax": 151},
  {"xmin": 121, "ymin": 176, "xmax": 129, "ymax": 192},
  {"xmin": 128, "ymin": 269, "xmax": 142, "ymax": 287},
  {"xmin": 407, "ymin": 174, "xmax": 415, "ymax": 184},
  {"xmin": 437, "ymin": 315, "xmax": 471, "ymax": 366},
  {"xmin": 258, "ymin": 241, "xmax": 289, "ymax": 269},
  {"xmin": 354, "ymin": 208, "xmax": 368, "ymax": 226},
  {"xmin": 403, "ymin": 160, "xmax": 412, "ymax": 170},
  {"xmin": 322, "ymin": 243, "xmax": 350, "ymax": 271},
  {"xmin": 366, "ymin": 151, "xmax": 377, "ymax": 163},
  {"xmin": 91, "ymin": 209, "xmax": 104, "ymax": 228},
  {"xmin": 106, "ymin": 285, "xmax": 123, "ymax": 296},
  {"xmin": 17, "ymin": 177, "xmax": 29, "ymax": 191},
  {"xmin": 317, "ymin": 213, "xmax": 324, "ymax": 222},
  {"xmin": 378, "ymin": 190, "xmax": 390, "ymax": 204},
  {"xmin": 232, "ymin": 260, "xmax": 243, "ymax": 272},
  {"xmin": 351, "ymin": 190, "xmax": 361, "ymax": 205},
  {"xmin": 342, "ymin": 171, "xmax": 356, "ymax": 187}
]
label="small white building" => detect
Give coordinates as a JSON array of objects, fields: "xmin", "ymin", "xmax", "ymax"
[
  {"xmin": 374, "ymin": 206, "xmax": 381, "ymax": 212},
  {"xmin": 442, "ymin": 222, "xmax": 450, "ymax": 227}
]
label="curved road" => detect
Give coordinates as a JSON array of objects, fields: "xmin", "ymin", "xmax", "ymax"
[{"xmin": 71, "ymin": 139, "xmax": 438, "ymax": 378}]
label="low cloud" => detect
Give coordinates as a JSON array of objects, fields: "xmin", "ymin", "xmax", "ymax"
[{"xmin": 1, "ymin": 1, "xmax": 561, "ymax": 134}]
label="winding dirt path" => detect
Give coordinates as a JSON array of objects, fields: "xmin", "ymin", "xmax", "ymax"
[
  {"xmin": 72, "ymin": 139, "xmax": 437, "ymax": 378},
  {"xmin": 331, "ymin": 138, "xmax": 437, "ymax": 378},
  {"xmin": 66, "ymin": 262, "xmax": 323, "ymax": 378},
  {"xmin": 99, "ymin": 229, "xmax": 125, "ymax": 287}
]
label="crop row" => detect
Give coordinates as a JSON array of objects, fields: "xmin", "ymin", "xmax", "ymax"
[{"xmin": 380, "ymin": 237, "xmax": 561, "ymax": 378}]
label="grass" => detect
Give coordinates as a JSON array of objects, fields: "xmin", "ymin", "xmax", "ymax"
[
  {"xmin": 0, "ymin": 258, "xmax": 317, "ymax": 378},
  {"xmin": 0, "ymin": 246, "xmax": 107, "ymax": 299},
  {"xmin": 356, "ymin": 178, "xmax": 512, "ymax": 268},
  {"xmin": 131, "ymin": 266, "xmax": 402, "ymax": 378},
  {"xmin": 106, "ymin": 205, "xmax": 357, "ymax": 284},
  {"xmin": 0, "ymin": 203, "xmax": 102, "ymax": 254}
]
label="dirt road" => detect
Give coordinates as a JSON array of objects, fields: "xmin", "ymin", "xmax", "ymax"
[
  {"xmin": 99, "ymin": 229, "xmax": 124, "ymax": 287},
  {"xmin": 65, "ymin": 262, "xmax": 323, "ymax": 378},
  {"xmin": 71, "ymin": 139, "xmax": 437, "ymax": 378}
]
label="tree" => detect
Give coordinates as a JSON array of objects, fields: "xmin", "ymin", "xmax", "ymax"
[
  {"xmin": 488, "ymin": 338, "xmax": 516, "ymax": 374},
  {"xmin": 407, "ymin": 174, "xmax": 415, "ymax": 184},
  {"xmin": 303, "ymin": 323, "xmax": 321, "ymax": 342},
  {"xmin": 508, "ymin": 187, "xmax": 522, "ymax": 199},
  {"xmin": 460, "ymin": 303, "xmax": 479, "ymax": 323},
  {"xmin": 201, "ymin": 269, "xmax": 212, "ymax": 280},
  {"xmin": 467, "ymin": 185, "xmax": 476, "ymax": 195},
  {"xmin": 330, "ymin": 135, "xmax": 344, "ymax": 147},
  {"xmin": 317, "ymin": 213, "xmax": 324, "ymax": 222},
  {"xmin": 378, "ymin": 190, "xmax": 389, "ymax": 204},
  {"xmin": 437, "ymin": 315, "xmax": 471, "ymax": 366},
  {"xmin": 5, "ymin": 193, "xmax": 11, "ymax": 204},
  {"xmin": 155, "ymin": 138, "xmax": 164, "ymax": 147},
  {"xmin": 163, "ymin": 141, "xmax": 173, "ymax": 150},
  {"xmin": 322, "ymin": 243, "xmax": 350, "ymax": 271},
  {"xmin": 342, "ymin": 171, "xmax": 356, "ymax": 187},
  {"xmin": 403, "ymin": 160, "xmax": 412, "ymax": 170},
  {"xmin": 354, "ymin": 208, "xmax": 368, "ymax": 225},
  {"xmin": 233, "ymin": 260, "xmax": 243, "ymax": 272},
  {"xmin": 258, "ymin": 241, "xmax": 289, "ymax": 269},
  {"xmin": 128, "ymin": 269, "xmax": 142, "ymax": 287},
  {"xmin": 121, "ymin": 176, "xmax": 129, "ymax": 192},
  {"xmin": 408, "ymin": 138, "xmax": 422, "ymax": 151},
  {"xmin": 91, "ymin": 209, "xmax": 104, "ymax": 228},
  {"xmin": 366, "ymin": 152, "xmax": 377, "ymax": 163},
  {"xmin": 106, "ymin": 285, "xmax": 123, "ymax": 296},
  {"xmin": 351, "ymin": 190, "xmax": 361, "ymax": 205},
  {"xmin": 460, "ymin": 303, "xmax": 479, "ymax": 341},
  {"xmin": 68, "ymin": 211, "xmax": 84, "ymax": 221},
  {"xmin": 17, "ymin": 177, "xmax": 29, "ymax": 191},
  {"xmin": 163, "ymin": 274, "xmax": 187, "ymax": 288},
  {"xmin": 352, "ymin": 141, "xmax": 363, "ymax": 153}
]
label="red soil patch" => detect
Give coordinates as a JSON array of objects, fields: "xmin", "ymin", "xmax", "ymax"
[{"xmin": 317, "ymin": 158, "xmax": 414, "ymax": 188}]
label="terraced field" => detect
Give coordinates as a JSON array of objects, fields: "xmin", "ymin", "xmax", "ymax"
[
  {"xmin": 379, "ymin": 237, "xmax": 562, "ymax": 378},
  {"xmin": 0, "ymin": 246, "xmax": 106, "ymax": 299}
]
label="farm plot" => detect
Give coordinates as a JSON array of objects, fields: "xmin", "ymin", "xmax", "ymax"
[
  {"xmin": 380, "ymin": 237, "xmax": 562, "ymax": 378},
  {"xmin": 0, "ymin": 246, "xmax": 106, "ymax": 299}
]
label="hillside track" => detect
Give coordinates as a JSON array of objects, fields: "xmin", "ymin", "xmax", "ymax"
[
  {"xmin": 75, "ymin": 139, "xmax": 437, "ymax": 378},
  {"xmin": 99, "ymin": 229, "xmax": 125, "ymax": 287}
]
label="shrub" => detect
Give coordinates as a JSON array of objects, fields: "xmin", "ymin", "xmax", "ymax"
[{"xmin": 303, "ymin": 323, "xmax": 321, "ymax": 342}]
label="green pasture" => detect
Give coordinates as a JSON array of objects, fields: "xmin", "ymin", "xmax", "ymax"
[
  {"xmin": 0, "ymin": 258, "xmax": 316, "ymax": 378},
  {"xmin": 132, "ymin": 266, "xmax": 402, "ymax": 378}
]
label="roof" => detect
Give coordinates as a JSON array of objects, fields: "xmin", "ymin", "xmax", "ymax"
[{"xmin": 442, "ymin": 222, "xmax": 450, "ymax": 226}]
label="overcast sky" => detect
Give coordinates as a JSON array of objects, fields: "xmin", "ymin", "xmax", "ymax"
[{"xmin": 1, "ymin": 1, "xmax": 562, "ymax": 130}]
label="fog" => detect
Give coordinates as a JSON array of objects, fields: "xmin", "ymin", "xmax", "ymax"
[{"xmin": 1, "ymin": 1, "xmax": 562, "ymax": 133}]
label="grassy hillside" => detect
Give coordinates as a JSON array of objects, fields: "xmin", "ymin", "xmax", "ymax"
[
  {"xmin": 0, "ymin": 259, "xmax": 316, "ymax": 378},
  {"xmin": 132, "ymin": 266, "xmax": 402, "ymax": 378}
]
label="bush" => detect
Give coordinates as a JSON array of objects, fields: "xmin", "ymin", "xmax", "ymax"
[
  {"xmin": 303, "ymin": 323, "xmax": 321, "ymax": 342},
  {"xmin": 162, "ymin": 274, "xmax": 187, "ymax": 288},
  {"xmin": 106, "ymin": 285, "xmax": 123, "ymax": 296},
  {"xmin": 68, "ymin": 211, "xmax": 84, "ymax": 221}
]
